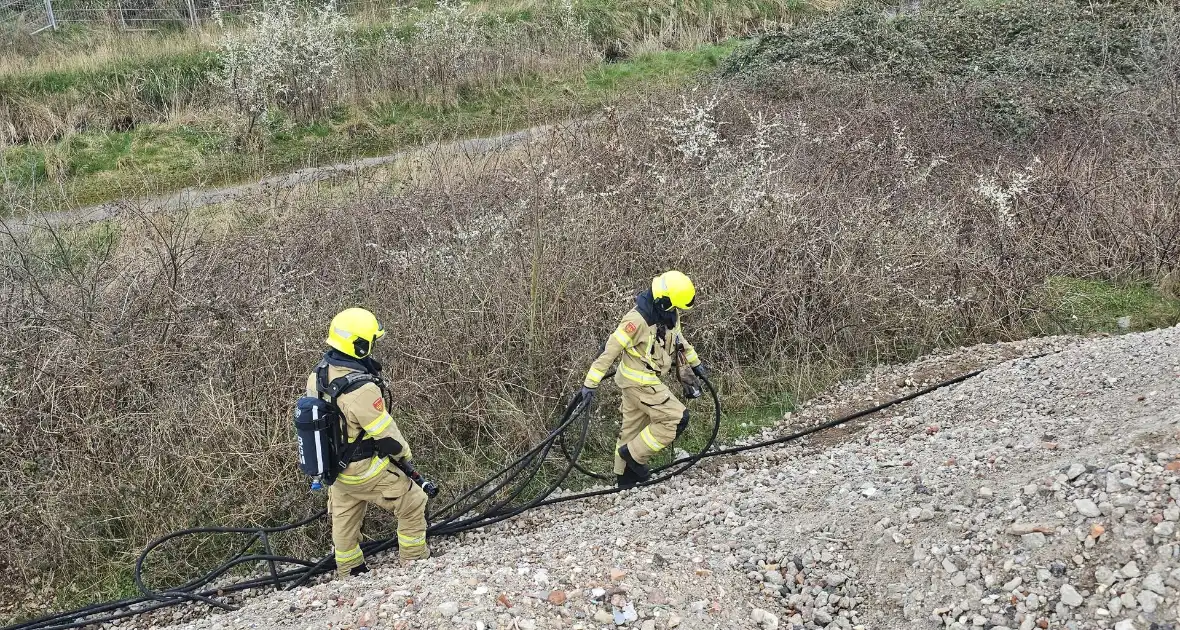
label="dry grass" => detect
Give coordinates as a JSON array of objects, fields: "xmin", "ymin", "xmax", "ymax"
[{"xmin": 0, "ymin": 26, "xmax": 215, "ymax": 75}]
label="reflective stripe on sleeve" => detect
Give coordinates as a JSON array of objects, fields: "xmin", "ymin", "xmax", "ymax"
[
  {"xmin": 684, "ymin": 347, "xmax": 699, "ymax": 364},
  {"xmin": 639, "ymin": 426, "xmax": 666, "ymax": 452},
  {"xmin": 612, "ymin": 328, "xmax": 632, "ymax": 347},
  {"xmin": 586, "ymin": 367, "xmax": 605, "ymax": 385},
  {"xmin": 363, "ymin": 411, "xmax": 393, "ymax": 435}
]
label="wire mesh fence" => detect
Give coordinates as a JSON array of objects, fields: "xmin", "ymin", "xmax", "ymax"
[{"xmin": 1, "ymin": 0, "xmax": 386, "ymax": 35}]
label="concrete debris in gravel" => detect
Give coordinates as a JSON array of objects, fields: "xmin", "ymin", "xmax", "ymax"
[{"xmin": 135, "ymin": 329, "xmax": 1180, "ymax": 630}]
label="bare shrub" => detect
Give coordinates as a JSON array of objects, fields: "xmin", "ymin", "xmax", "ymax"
[
  {"xmin": 371, "ymin": 0, "xmax": 596, "ymax": 105},
  {"xmin": 213, "ymin": 0, "xmax": 347, "ymax": 126}
]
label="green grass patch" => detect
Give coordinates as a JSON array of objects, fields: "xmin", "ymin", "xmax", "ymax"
[
  {"xmin": 1040, "ymin": 277, "xmax": 1180, "ymax": 335},
  {"xmin": 1, "ymin": 42, "xmax": 734, "ymax": 210}
]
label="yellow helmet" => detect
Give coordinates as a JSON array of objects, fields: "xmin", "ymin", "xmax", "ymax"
[
  {"xmin": 652, "ymin": 270, "xmax": 696, "ymax": 311},
  {"xmin": 325, "ymin": 308, "xmax": 385, "ymax": 359}
]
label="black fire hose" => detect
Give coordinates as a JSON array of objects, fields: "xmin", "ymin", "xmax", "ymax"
[{"xmin": 5, "ymin": 362, "xmax": 997, "ymax": 630}]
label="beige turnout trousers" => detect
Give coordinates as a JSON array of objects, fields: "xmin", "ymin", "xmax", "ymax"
[
  {"xmin": 614, "ymin": 383, "xmax": 687, "ymax": 475},
  {"xmin": 329, "ymin": 469, "xmax": 429, "ymax": 575}
]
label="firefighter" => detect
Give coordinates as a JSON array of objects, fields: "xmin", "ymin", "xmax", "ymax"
[
  {"xmin": 307, "ymin": 308, "xmax": 429, "ymax": 576},
  {"xmin": 578, "ymin": 271, "xmax": 708, "ymax": 488}
]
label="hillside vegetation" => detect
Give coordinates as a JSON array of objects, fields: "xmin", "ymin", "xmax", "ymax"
[
  {"xmin": 0, "ymin": 0, "xmax": 811, "ymax": 211},
  {"xmin": 3, "ymin": 0, "xmax": 1179, "ymax": 622}
]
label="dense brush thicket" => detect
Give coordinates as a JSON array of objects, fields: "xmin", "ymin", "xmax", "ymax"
[
  {"xmin": 727, "ymin": 0, "xmax": 1178, "ymax": 137},
  {"xmin": 3, "ymin": 0, "xmax": 1179, "ymax": 620}
]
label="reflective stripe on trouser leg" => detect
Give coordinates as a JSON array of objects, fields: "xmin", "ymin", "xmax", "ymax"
[
  {"xmin": 615, "ymin": 388, "xmax": 648, "ymax": 475},
  {"xmin": 328, "ymin": 485, "xmax": 368, "ymax": 576},
  {"xmin": 623, "ymin": 385, "xmax": 685, "ymax": 465},
  {"xmin": 393, "ymin": 482, "xmax": 430, "ymax": 561}
]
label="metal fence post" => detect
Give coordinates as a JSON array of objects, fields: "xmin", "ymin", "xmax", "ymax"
[
  {"xmin": 43, "ymin": 0, "xmax": 57, "ymax": 30},
  {"xmin": 185, "ymin": 0, "xmax": 197, "ymax": 27}
]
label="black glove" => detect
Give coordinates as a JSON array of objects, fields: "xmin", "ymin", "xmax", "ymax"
[
  {"xmin": 373, "ymin": 437, "xmax": 403, "ymax": 458},
  {"xmin": 577, "ymin": 386, "xmax": 596, "ymax": 405},
  {"xmin": 692, "ymin": 364, "xmax": 709, "ymax": 379}
]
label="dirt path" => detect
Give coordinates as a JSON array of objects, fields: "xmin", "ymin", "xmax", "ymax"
[{"xmin": 4, "ymin": 126, "xmax": 547, "ymax": 233}]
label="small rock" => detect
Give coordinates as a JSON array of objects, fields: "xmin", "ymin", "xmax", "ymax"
[
  {"xmin": 1066, "ymin": 463, "xmax": 1087, "ymax": 480},
  {"xmin": 814, "ymin": 609, "xmax": 834, "ymax": 625},
  {"xmin": 1114, "ymin": 620, "xmax": 1136, "ymax": 630},
  {"xmin": 764, "ymin": 570, "xmax": 785, "ymax": 585},
  {"xmin": 547, "ymin": 590, "xmax": 567, "ymax": 605},
  {"xmin": 593, "ymin": 610, "xmax": 613, "ymax": 624},
  {"xmin": 668, "ymin": 614, "xmax": 682, "ymax": 628},
  {"xmin": 1022, "ymin": 533, "xmax": 1046, "ymax": 549},
  {"xmin": 978, "ymin": 487, "xmax": 994, "ymax": 500},
  {"xmin": 1121, "ymin": 561, "xmax": 1141, "ymax": 579},
  {"xmin": 438, "ymin": 602, "xmax": 459, "ymax": 617},
  {"xmin": 1095, "ymin": 567, "xmax": 1116, "ymax": 585},
  {"xmin": 1074, "ymin": 499, "xmax": 1102, "ymax": 518},
  {"xmin": 1142, "ymin": 573, "xmax": 1167, "ymax": 595},
  {"xmin": 1060, "ymin": 584, "xmax": 1083, "ymax": 608},
  {"xmin": 752, "ymin": 608, "xmax": 780, "ymax": 629},
  {"xmin": 1137, "ymin": 590, "xmax": 1161, "ymax": 614},
  {"xmin": 609, "ymin": 568, "xmax": 626, "ymax": 581},
  {"xmin": 825, "ymin": 572, "xmax": 848, "ymax": 587}
]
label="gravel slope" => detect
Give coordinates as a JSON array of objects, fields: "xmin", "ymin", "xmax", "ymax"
[{"xmin": 144, "ymin": 327, "xmax": 1180, "ymax": 630}]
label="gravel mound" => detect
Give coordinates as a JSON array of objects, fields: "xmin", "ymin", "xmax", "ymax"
[{"xmin": 143, "ymin": 328, "xmax": 1180, "ymax": 630}]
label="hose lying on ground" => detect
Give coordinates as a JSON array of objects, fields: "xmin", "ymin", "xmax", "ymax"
[{"xmin": 5, "ymin": 365, "xmax": 985, "ymax": 630}]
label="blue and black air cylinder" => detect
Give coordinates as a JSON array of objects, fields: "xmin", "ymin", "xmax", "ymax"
[{"xmin": 294, "ymin": 396, "xmax": 337, "ymax": 482}]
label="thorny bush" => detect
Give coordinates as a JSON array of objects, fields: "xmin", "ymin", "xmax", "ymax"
[
  {"xmin": 214, "ymin": 0, "xmax": 347, "ymax": 125},
  {"xmin": 372, "ymin": 0, "xmax": 595, "ymax": 106},
  {"xmin": 726, "ymin": 0, "xmax": 1179, "ymax": 137},
  {"xmin": 3, "ymin": 15, "xmax": 1180, "ymax": 620}
]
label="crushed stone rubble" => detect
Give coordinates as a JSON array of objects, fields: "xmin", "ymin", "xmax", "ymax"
[{"xmin": 133, "ymin": 328, "xmax": 1180, "ymax": 630}]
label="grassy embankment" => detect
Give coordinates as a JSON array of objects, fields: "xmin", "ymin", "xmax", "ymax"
[{"xmin": 0, "ymin": 0, "xmax": 813, "ymax": 213}]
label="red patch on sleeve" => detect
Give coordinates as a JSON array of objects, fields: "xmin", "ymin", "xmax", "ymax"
[
  {"xmin": 372, "ymin": 398, "xmax": 385, "ymax": 412},
  {"xmin": 624, "ymin": 322, "xmax": 637, "ymax": 335}
]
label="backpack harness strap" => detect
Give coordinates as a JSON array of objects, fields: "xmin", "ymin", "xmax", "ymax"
[{"xmin": 315, "ymin": 362, "xmax": 383, "ymax": 465}]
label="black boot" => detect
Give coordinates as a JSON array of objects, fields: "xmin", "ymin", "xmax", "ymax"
[
  {"xmin": 617, "ymin": 444, "xmax": 651, "ymax": 481},
  {"xmin": 349, "ymin": 563, "xmax": 370, "ymax": 576},
  {"xmin": 616, "ymin": 468, "xmax": 640, "ymax": 489}
]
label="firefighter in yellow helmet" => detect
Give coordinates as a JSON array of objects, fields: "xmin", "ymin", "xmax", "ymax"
[
  {"xmin": 578, "ymin": 271, "xmax": 708, "ymax": 488},
  {"xmin": 307, "ymin": 308, "xmax": 430, "ymax": 576}
]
